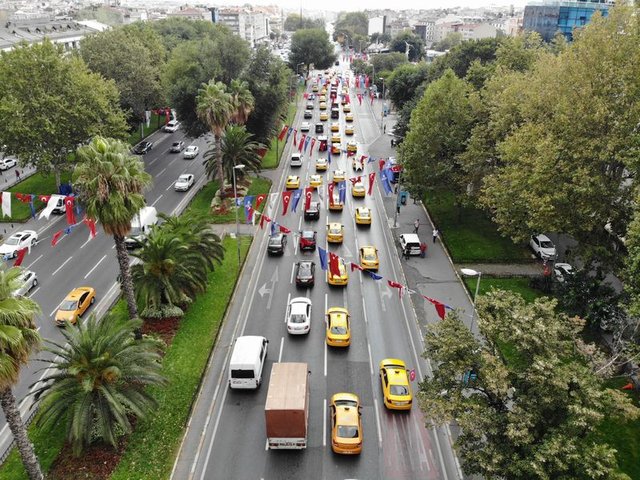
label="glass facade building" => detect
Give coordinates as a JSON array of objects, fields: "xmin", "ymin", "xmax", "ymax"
[{"xmin": 523, "ymin": 0, "xmax": 612, "ymax": 41}]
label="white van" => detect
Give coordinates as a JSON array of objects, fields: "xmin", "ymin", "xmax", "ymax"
[
  {"xmin": 125, "ymin": 206, "xmax": 158, "ymax": 249},
  {"xmin": 50, "ymin": 194, "xmax": 66, "ymax": 214},
  {"xmin": 400, "ymin": 233, "xmax": 422, "ymax": 256},
  {"xmin": 228, "ymin": 335, "xmax": 268, "ymax": 389}
]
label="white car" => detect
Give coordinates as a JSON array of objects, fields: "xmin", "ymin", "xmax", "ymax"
[
  {"xmin": 13, "ymin": 270, "xmax": 37, "ymax": 297},
  {"xmin": 0, "ymin": 230, "xmax": 38, "ymax": 258},
  {"xmin": 174, "ymin": 174, "xmax": 195, "ymax": 192},
  {"xmin": 286, "ymin": 297, "xmax": 312, "ymax": 335},
  {"xmin": 0, "ymin": 157, "xmax": 17, "ymax": 170},
  {"xmin": 529, "ymin": 234, "xmax": 557, "ymax": 260},
  {"xmin": 290, "ymin": 152, "xmax": 303, "ymax": 167},
  {"xmin": 553, "ymin": 263, "xmax": 574, "ymax": 283},
  {"xmin": 164, "ymin": 120, "xmax": 180, "ymax": 133},
  {"xmin": 183, "ymin": 145, "xmax": 199, "ymax": 159},
  {"xmin": 300, "ymin": 121, "xmax": 311, "ymax": 132}
]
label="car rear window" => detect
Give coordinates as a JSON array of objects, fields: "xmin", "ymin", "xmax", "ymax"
[
  {"xmin": 337, "ymin": 425, "xmax": 359, "ymax": 439},
  {"xmin": 390, "ymin": 385, "xmax": 409, "ymax": 395}
]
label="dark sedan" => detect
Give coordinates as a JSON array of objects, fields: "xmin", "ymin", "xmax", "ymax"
[
  {"xmin": 133, "ymin": 141, "xmax": 153, "ymax": 155},
  {"xmin": 299, "ymin": 230, "xmax": 317, "ymax": 251},
  {"xmin": 304, "ymin": 202, "xmax": 320, "ymax": 221},
  {"xmin": 267, "ymin": 233, "xmax": 287, "ymax": 255},
  {"xmin": 295, "ymin": 261, "xmax": 315, "ymax": 287}
]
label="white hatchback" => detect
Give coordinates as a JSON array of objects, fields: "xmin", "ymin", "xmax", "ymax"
[{"xmin": 286, "ymin": 297, "xmax": 312, "ymax": 335}]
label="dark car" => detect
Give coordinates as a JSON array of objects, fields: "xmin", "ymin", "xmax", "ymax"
[
  {"xmin": 304, "ymin": 201, "xmax": 320, "ymax": 221},
  {"xmin": 304, "ymin": 111, "xmax": 313, "ymax": 119},
  {"xmin": 267, "ymin": 233, "xmax": 287, "ymax": 255},
  {"xmin": 133, "ymin": 141, "xmax": 153, "ymax": 155},
  {"xmin": 299, "ymin": 230, "xmax": 317, "ymax": 251},
  {"xmin": 295, "ymin": 261, "xmax": 315, "ymax": 287},
  {"xmin": 315, "ymin": 123, "xmax": 324, "ymax": 134}
]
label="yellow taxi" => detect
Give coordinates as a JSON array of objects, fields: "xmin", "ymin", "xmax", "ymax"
[
  {"xmin": 352, "ymin": 181, "xmax": 365, "ymax": 198},
  {"xmin": 331, "ymin": 143, "xmax": 341, "ymax": 155},
  {"xmin": 345, "ymin": 113, "xmax": 354, "ymax": 122},
  {"xmin": 359, "ymin": 246, "xmax": 379, "ymax": 271},
  {"xmin": 379, "ymin": 358, "xmax": 413, "ymax": 410},
  {"xmin": 327, "ymin": 258, "xmax": 348, "ymax": 286},
  {"xmin": 346, "ymin": 141, "xmax": 357, "ymax": 154},
  {"xmin": 327, "ymin": 222, "xmax": 344, "ymax": 243},
  {"xmin": 332, "ymin": 170, "xmax": 346, "ymax": 183},
  {"xmin": 55, "ymin": 287, "xmax": 96, "ymax": 326},
  {"xmin": 326, "ymin": 308, "xmax": 351, "ymax": 347},
  {"xmin": 345, "ymin": 124, "xmax": 354, "ymax": 136},
  {"xmin": 319, "ymin": 94, "xmax": 327, "ymax": 102},
  {"xmin": 315, "ymin": 157, "xmax": 328, "ymax": 171},
  {"xmin": 330, "ymin": 122, "xmax": 340, "ymax": 132},
  {"xmin": 330, "ymin": 393, "xmax": 362, "ymax": 454},
  {"xmin": 309, "ymin": 174, "xmax": 323, "ymax": 188},
  {"xmin": 331, "ymin": 133, "xmax": 341, "ymax": 144},
  {"xmin": 312, "ymin": 84, "xmax": 319, "ymax": 92},
  {"xmin": 286, "ymin": 175, "xmax": 300, "ymax": 190},
  {"xmin": 329, "ymin": 192, "xmax": 344, "ymax": 211},
  {"xmin": 340, "ymin": 96, "xmax": 348, "ymax": 105},
  {"xmin": 319, "ymin": 102, "xmax": 327, "ymax": 110},
  {"xmin": 355, "ymin": 207, "xmax": 372, "ymax": 225},
  {"xmin": 320, "ymin": 111, "xmax": 329, "ymax": 121},
  {"xmin": 343, "ymin": 104, "xmax": 351, "ymax": 113}
]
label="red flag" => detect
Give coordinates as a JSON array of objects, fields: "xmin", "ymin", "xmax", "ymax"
[
  {"xmin": 368, "ymin": 172, "xmax": 376, "ymax": 196},
  {"xmin": 282, "ymin": 190, "xmax": 293, "ymax": 215},
  {"xmin": 38, "ymin": 194, "xmax": 50, "ymax": 203},
  {"xmin": 259, "ymin": 213, "xmax": 270, "ymax": 229},
  {"xmin": 357, "ymin": 94, "xmax": 362, "ymax": 105},
  {"xmin": 388, "ymin": 280, "xmax": 404, "ymax": 298},
  {"xmin": 293, "ymin": 130, "xmax": 298, "ymax": 146},
  {"xmin": 423, "ymin": 296, "xmax": 447, "ymax": 320},
  {"xmin": 622, "ymin": 383, "xmax": 634, "ymax": 391},
  {"xmin": 350, "ymin": 262, "xmax": 364, "ymax": 272},
  {"xmin": 15, "ymin": 193, "xmax": 25, "ymax": 202},
  {"xmin": 303, "ymin": 92, "xmax": 309, "ymax": 99},
  {"xmin": 51, "ymin": 230, "xmax": 63, "ymax": 247},
  {"xmin": 346, "ymin": 94, "xmax": 350, "ymax": 104},
  {"xmin": 379, "ymin": 159, "xmax": 386, "ymax": 171},
  {"xmin": 327, "ymin": 183, "xmax": 334, "ymax": 205},
  {"xmin": 349, "ymin": 176, "xmax": 361, "ymax": 186},
  {"xmin": 256, "ymin": 194, "xmax": 267, "ymax": 210},
  {"xmin": 278, "ymin": 125, "xmax": 288, "ymax": 141},
  {"xmin": 246, "ymin": 206, "xmax": 254, "ymax": 223},
  {"xmin": 65, "ymin": 196, "xmax": 76, "ymax": 225},
  {"xmin": 304, "ymin": 187, "xmax": 313, "ymax": 210},
  {"xmin": 13, "ymin": 247, "xmax": 27, "ymax": 267},
  {"xmin": 329, "ymin": 252, "xmax": 341, "ymax": 277},
  {"xmin": 370, "ymin": 95, "xmax": 374, "ymax": 105},
  {"xmin": 310, "ymin": 138, "xmax": 316, "ymax": 152},
  {"xmin": 279, "ymin": 225, "xmax": 291, "ymax": 234},
  {"xmin": 299, "ymin": 134, "xmax": 305, "ymax": 152},
  {"xmin": 83, "ymin": 217, "xmax": 97, "ymax": 239}
]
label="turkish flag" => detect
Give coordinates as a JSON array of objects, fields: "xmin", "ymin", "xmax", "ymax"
[
  {"xmin": 83, "ymin": 217, "xmax": 97, "ymax": 239},
  {"xmin": 13, "ymin": 247, "xmax": 27, "ymax": 267},
  {"xmin": 259, "ymin": 213, "xmax": 270, "ymax": 229},
  {"xmin": 293, "ymin": 130, "xmax": 297, "ymax": 146},
  {"xmin": 357, "ymin": 94, "xmax": 362, "ymax": 105},
  {"xmin": 304, "ymin": 187, "xmax": 313, "ymax": 210},
  {"xmin": 310, "ymin": 138, "xmax": 316, "ymax": 152},
  {"xmin": 278, "ymin": 125, "xmax": 288, "ymax": 141},
  {"xmin": 424, "ymin": 296, "xmax": 446, "ymax": 320},
  {"xmin": 279, "ymin": 225, "xmax": 291, "ymax": 234},
  {"xmin": 65, "ymin": 196, "xmax": 76, "ymax": 225},
  {"xmin": 379, "ymin": 159, "xmax": 386, "ymax": 171},
  {"xmin": 350, "ymin": 262, "xmax": 364, "ymax": 272},
  {"xmin": 327, "ymin": 183, "xmax": 334, "ymax": 205},
  {"xmin": 38, "ymin": 195, "xmax": 50, "ymax": 203},
  {"xmin": 329, "ymin": 252, "xmax": 341, "ymax": 277},
  {"xmin": 349, "ymin": 176, "xmax": 361, "ymax": 186},
  {"xmin": 282, "ymin": 190, "xmax": 293, "ymax": 215},
  {"xmin": 51, "ymin": 230, "xmax": 63, "ymax": 247},
  {"xmin": 368, "ymin": 172, "xmax": 376, "ymax": 196},
  {"xmin": 388, "ymin": 280, "xmax": 404, "ymax": 298},
  {"xmin": 299, "ymin": 134, "xmax": 305, "ymax": 152},
  {"xmin": 255, "ymin": 194, "xmax": 266, "ymax": 210}
]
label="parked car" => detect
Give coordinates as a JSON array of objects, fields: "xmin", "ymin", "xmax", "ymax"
[
  {"xmin": 267, "ymin": 233, "xmax": 287, "ymax": 255},
  {"xmin": 133, "ymin": 141, "xmax": 153, "ymax": 155},
  {"xmin": 174, "ymin": 174, "xmax": 195, "ymax": 192},
  {"xmin": 0, "ymin": 157, "xmax": 17, "ymax": 170},
  {"xmin": 170, "ymin": 141, "xmax": 185, "ymax": 153},
  {"xmin": 529, "ymin": 234, "xmax": 557, "ymax": 260},
  {"xmin": 0, "ymin": 230, "xmax": 38, "ymax": 258},
  {"xmin": 553, "ymin": 263, "xmax": 574, "ymax": 283},
  {"xmin": 295, "ymin": 261, "xmax": 315, "ymax": 287},
  {"xmin": 163, "ymin": 120, "xmax": 180, "ymax": 133}
]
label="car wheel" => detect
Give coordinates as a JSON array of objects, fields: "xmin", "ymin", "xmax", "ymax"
[
  {"xmin": 31, "ymin": 239, "xmax": 36, "ymax": 246},
  {"xmin": 33, "ymin": 278, "xmax": 38, "ymax": 287}
]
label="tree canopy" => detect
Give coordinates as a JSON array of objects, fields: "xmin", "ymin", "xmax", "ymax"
[
  {"xmin": 289, "ymin": 28, "xmax": 335, "ymax": 70},
  {"xmin": 371, "ymin": 52, "xmax": 408, "ymax": 74},
  {"xmin": 390, "ymin": 31, "xmax": 425, "ymax": 62},
  {"xmin": 283, "ymin": 14, "xmax": 324, "ymax": 32},
  {"xmin": 333, "ymin": 11, "xmax": 368, "ymax": 42}
]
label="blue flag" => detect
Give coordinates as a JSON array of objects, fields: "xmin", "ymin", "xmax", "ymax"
[
  {"xmin": 368, "ymin": 271, "xmax": 383, "ymax": 280},
  {"xmin": 270, "ymin": 221, "xmax": 277, "ymax": 236},
  {"xmin": 318, "ymin": 247, "xmax": 328, "ymax": 271},
  {"xmin": 235, "ymin": 197, "xmax": 244, "ymax": 207},
  {"xmin": 381, "ymin": 169, "xmax": 393, "ymax": 195},
  {"xmin": 338, "ymin": 181, "xmax": 346, "ymax": 203},
  {"xmin": 328, "ymin": 147, "xmax": 332, "ymax": 164},
  {"xmin": 367, "ymin": 156, "xmax": 375, "ymax": 164},
  {"xmin": 64, "ymin": 226, "xmax": 73, "ymax": 235},
  {"xmin": 244, "ymin": 195, "xmax": 254, "ymax": 224},
  {"xmin": 304, "ymin": 136, "xmax": 311, "ymax": 152},
  {"xmin": 291, "ymin": 189, "xmax": 302, "ymax": 213},
  {"xmin": 285, "ymin": 127, "xmax": 293, "ymax": 143}
]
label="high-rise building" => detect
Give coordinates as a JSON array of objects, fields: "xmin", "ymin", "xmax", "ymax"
[{"xmin": 523, "ymin": 0, "xmax": 613, "ymax": 41}]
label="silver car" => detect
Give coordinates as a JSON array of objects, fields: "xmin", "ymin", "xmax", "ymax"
[
  {"xmin": 174, "ymin": 174, "xmax": 195, "ymax": 192},
  {"xmin": 183, "ymin": 145, "xmax": 199, "ymax": 159},
  {"xmin": 13, "ymin": 270, "xmax": 37, "ymax": 296}
]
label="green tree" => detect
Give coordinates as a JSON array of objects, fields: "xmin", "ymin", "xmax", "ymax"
[
  {"xmin": 197, "ymin": 80, "xmax": 234, "ymax": 193},
  {"xmin": 80, "ymin": 24, "xmax": 166, "ymax": 125},
  {"xmin": 0, "ymin": 267, "xmax": 43, "ymax": 480},
  {"xmin": 242, "ymin": 46, "xmax": 290, "ymax": 144},
  {"xmin": 432, "ymin": 32, "xmax": 463, "ymax": 51},
  {"xmin": 289, "ymin": 28, "xmax": 335, "ymax": 70},
  {"xmin": 33, "ymin": 315, "xmax": 166, "ymax": 456},
  {"xmin": 390, "ymin": 31, "xmax": 425, "ymax": 62},
  {"xmin": 333, "ymin": 12, "xmax": 368, "ymax": 42},
  {"xmin": 386, "ymin": 62, "xmax": 431, "ymax": 110},
  {"xmin": 73, "ymin": 137, "xmax": 152, "ymax": 338},
  {"xmin": 283, "ymin": 14, "xmax": 324, "ymax": 31},
  {"xmin": 150, "ymin": 16, "xmax": 220, "ymax": 52},
  {"xmin": 432, "ymin": 37, "xmax": 503, "ymax": 80},
  {"xmin": 203, "ymin": 125, "xmax": 264, "ymax": 183},
  {"xmin": 419, "ymin": 290, "xmax": 639, "ymax": 479},
  {"xmin": 228, "ymin": 79, "xmax": 255, "ymax": 125},
  {"xmin": 0, "ymin": 41, "xmax": 128, "ymax": 187},
  {"xmin": 399, "ymin": 69, "xmax": 475, "ymax": 201},
  {"xmin": 371, "ymin": 52, "xmax": 408, "ymax": 74}
]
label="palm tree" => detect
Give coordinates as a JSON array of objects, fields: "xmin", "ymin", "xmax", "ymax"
[
  {"xmin": 196, "ymin": 81, "xmax": 233, "ymax": 194},
  {"xmin": 203, "ymin": 125, "xmax": 265, "ymax": 184},
  {"xmin": 32, "ymin": 315, "xmax": 166, "ymax": 456},
  {"xmin": 228, "ymin": 79, "xmax": 255, "ymax": 125},
  {"xmin": 0, "ymin": 266, "xmax": 44, "ymax": 480},
  {"xmin": 74, "ymin": 136, "xmax": 152, "ymax": 339}
]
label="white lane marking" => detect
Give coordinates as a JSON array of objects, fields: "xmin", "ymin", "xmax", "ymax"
[
  {"xmin": 290, "ymin": 262, "xmax": 295, "ymax": 284},
  {"xmin": 278, "ymin": 336, "xmax": 284, "ymax": 362},
  {"xmin": 28, "ymin": 286, "xmax": 40, "ymax": 298},
  {"xmin": 51, "ymin": 256, "xmax": 72, "ymax": 276},
  {"xmin": 80, "ymin": 236, "xmax": 94, "ymax": 249},
  {"xmin": 26, "ymin": 254, "xmax": 43, "ymax": 269},
  {"xmin": 367, "ymin": 341, "xmax": 374, "ymax": 376},
  {"xmin": 49, "ymin": 299, "xmax": 64, "ymax": 317},
  {"xmin": 374, "ymin": 398, "xmax": 383, "ymax": 447},
  {"xmin": 84, "ymin": 255, "xmax": 107, "ymax": 279},
  {"xmin": 323, "ymin": 398, "xmax": 327, "ymax": 447},
  {"xmin": 158, "ymin": 167, "xmax": 167, "ymax": 177},
  {"xmin": 166, "ymin": 182, "xmax": 176, "ymax": 191},
  {"xmin": 284, "ymin": 292, "xmax": 291, "ymax": 323},
  {"xmin": 151, "ymin": 194, "xmax": 164, "ymax": 207},
  {"xmin": 324, "ymin": 341, "xmax": 327, "ymax": 377}
]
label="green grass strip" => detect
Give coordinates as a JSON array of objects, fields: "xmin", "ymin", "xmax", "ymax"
[
  {"xmin": 462, "ymin": 276, "xmax": 543, "ymax": 304},
  {"xmin": 261, "ymin": 93, "xmax": 300, "ymax": 170}
]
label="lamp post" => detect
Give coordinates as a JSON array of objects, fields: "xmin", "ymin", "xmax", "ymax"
[
  {"xmin": 460, "ymin": 268, "xmax": 482, "ymax": 333},
  {"xmin": 232, "ymin": 163, "xmax": 246, "ymax": 269},
  {"xmin": 380, "ymin": 77, "xmax": 386, "ymax": 129}
]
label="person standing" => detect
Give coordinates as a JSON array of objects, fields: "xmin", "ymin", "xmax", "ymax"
[
  {"xmin": 413, "ymin": 219, "xmax": 420, "ymax": 234},
  {"xmin": 432, "ymin": 228, "xmax": 439, "ymax": 244},
  {"xmin": 420, "ymin": 242, "xmax": 427, "ymax": 258},
  {"xmin": 15, "ymin": 169, "xmax": 20, "ymax": 181}
]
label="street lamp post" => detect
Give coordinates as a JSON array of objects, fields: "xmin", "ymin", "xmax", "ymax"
[
  {"xmin": 232, "ymin": 163, "xmax": 246, "ymax": 269},
  {"xmin": 460, "ymin": 268, "xmax": 482, "ymax": 333},
  {"xmin": 380, "ymin": 77, "xmax": 386, "ymax": 129}
]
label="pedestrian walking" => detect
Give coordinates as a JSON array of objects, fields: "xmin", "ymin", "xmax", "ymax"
[
  {"xmin": 15, "ymin": 169, "xmax": 20, "ymax": 181},
  {"xmin": 420, "ymin": 242, "xmax": 427, "ymax": 258},
  {"xmin": 383, "ymin": 124, "xmax": 387, "ymax": 133},
  {"xmin": 432, "ymin": 228, "xmax": 439, "ymax": 244},
  {"xmin": 403, "ymin": 247, "xmax": 410, "ymax": 261},
  {"xmin": 413, "ymin": 219, "xmax": 420, "ymax": 234}
]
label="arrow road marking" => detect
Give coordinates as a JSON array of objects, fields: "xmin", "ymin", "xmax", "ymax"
[{"xmin": 257, "ymin": 267, "xmax": 279, "ymax": 310}]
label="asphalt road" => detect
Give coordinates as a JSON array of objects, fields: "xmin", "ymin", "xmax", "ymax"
[
  {"xmin": 172, "ymin": 61, "xmax": 464, "ymax": 480},
  {"xmin": 0, "ymin": 127, "xmax": 211, "ymax": 459}
]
